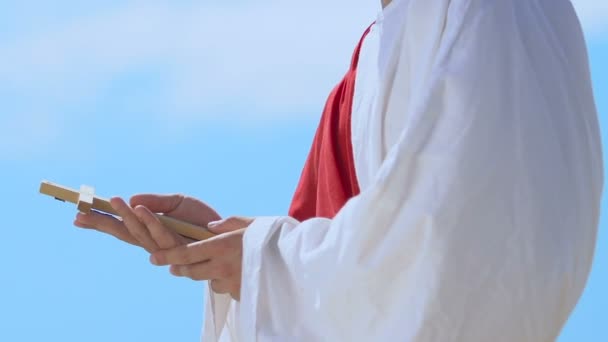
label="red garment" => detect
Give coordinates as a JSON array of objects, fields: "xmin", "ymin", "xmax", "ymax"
[{"xmin": 288, "ymin": 26, "xmax": 372, "ymax": 221}]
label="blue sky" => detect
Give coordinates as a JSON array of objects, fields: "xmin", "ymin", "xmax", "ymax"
[{"xmin": 0, "ymin": 1, "xmax": 606, "ymax": 341}]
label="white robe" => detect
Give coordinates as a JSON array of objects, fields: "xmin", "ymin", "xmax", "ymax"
[{"xmin": 203, "ymin": 0, "xmax": 603, "ymax": 340}]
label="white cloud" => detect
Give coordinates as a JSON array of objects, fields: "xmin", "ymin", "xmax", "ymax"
[
  {"xmin": 1, "ymin": 0, "xmax": 603, "ymax": 116},
  {"xmin": 0, "ymin": 0, "xmax": 605, "ymax": 159},
  {"xmin": 0, "ymin": 1, "xmax": 378, "ymax": 159},
  {"xmin": 0, "ymin": 1, "xmax": 377, "ymax": 119}
]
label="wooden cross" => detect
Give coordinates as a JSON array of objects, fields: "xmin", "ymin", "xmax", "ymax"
[
  {"xmin": 77, "ymin": 185, "xmax": 95, "ymax": 213},
  {"xmin": 39, "ymin": 180, "xmax": 215, "ymax": 241}
]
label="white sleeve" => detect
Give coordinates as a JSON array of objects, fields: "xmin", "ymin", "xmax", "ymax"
[{"xmin": 224, "ymin": 1, "xmax": 603, "ymax": 341}]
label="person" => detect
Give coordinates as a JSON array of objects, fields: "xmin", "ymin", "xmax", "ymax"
[{"xmin": 74, "ymin": 0, "xmax": 604, "ymax": 340}]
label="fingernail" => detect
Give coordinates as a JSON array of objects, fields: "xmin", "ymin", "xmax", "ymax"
[
  {"xmin": 150, "ymin": 254, "xmax": 159, "ymax": 265},
  {"xmin": 207, "ymin": 220, "xmax": 221, "ymax": 228},
  {"xmin": 133, "ymin": 206, "xmax": 143, "ymax": 217},
  {"xmin": 110, "ymin": 197, "xmax": 122, "ymax": 208}
]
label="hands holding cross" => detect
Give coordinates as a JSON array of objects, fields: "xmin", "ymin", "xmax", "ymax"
[{"xmin": 74, "ymin": 194, "xmax": 251, "ymax": 301}]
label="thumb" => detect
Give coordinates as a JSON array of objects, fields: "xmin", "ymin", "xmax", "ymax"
[
  {"xmin": 207, "ymin": 216, "xmax": 253, "ymax": 234},
  {"xmin": 130, "ymin": 194, "xmax": 183, "ymax": 214}
]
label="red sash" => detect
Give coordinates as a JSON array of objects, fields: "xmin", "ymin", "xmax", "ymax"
[{"xmin": 288, "ymin": 25, "xmax": 372, "ymax": 221}]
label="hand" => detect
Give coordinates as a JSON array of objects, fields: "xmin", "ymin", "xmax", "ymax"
[
  {"xmin": 74, "ymin": 194, "xmax": 221, "ymax": 253},
  {"xmin": 150, "ymin": 217, "xmax": 254, "ymax": 300}
]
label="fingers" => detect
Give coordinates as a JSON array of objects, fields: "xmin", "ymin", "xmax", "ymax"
[
  {"xmin": 133, "ymin": 205, "xmax": 185, "ymax": 249},
  {"xmin": 150, "ymin": 238, "xmax": 227, "ymax": 266},
  {"xmin": 171, "ymin": 260, "xmax": 240, "ymax": 299},
  {"xmin": 151, "ymin": 228, "xmax": 244, "ymax": 301},
  {"xmin": 170, "ymin": 261, "xmax": 236, "ymax": 283},
  {"xmin": 110, "ymin": 197, "xmax": 159, "ymax": 253},
  {"xmin": 74, "ymin": 211, "xmax": 140, "ymax": 246},
  {"xmin": 170, "ymin": 261, "xmax": 215, "ymax": 280},
  {"xmin": 129, "ymin": 194, "xmax": 184, "ymax": 215},
  {"xmin": 207, "ymin": 216, "xmax": 253, "ymax": 234},
  {"xmin": 74, "ymin": 197, "xmax": 190, "ymax": 256}
]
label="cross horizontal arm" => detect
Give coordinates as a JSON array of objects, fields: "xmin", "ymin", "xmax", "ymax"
[{"xmin": 39, "ymin": 180, "xmax": 215, "ymax": 241}]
